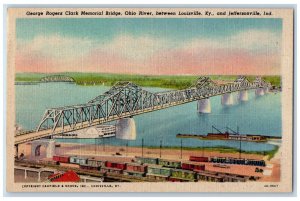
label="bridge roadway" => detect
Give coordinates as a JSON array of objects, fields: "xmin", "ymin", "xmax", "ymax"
[
  {"xmin": 15, "ymin": 76, "xmax": 271, "ymax": 145},
  {"xmin": 15, "ymin": 87, "xmax": 254, "ymax": 145}
]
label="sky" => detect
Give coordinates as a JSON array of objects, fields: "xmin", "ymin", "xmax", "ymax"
[{"xmin": 16, "ymin": 18, "xmax": 282, "ymax": 75}]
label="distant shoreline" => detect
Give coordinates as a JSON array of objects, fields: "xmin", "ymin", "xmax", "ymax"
[{"xmin": 15, "ymin": 72, "xmax": 282, "ymax": 89}]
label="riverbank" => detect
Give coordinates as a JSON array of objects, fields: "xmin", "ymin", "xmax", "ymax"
[
  {"xmin": 20, "ymin": 142, "xmax": 278, "ymax": 162},
  {"xmin": 17, "ymin": 142, "xmax": 280, "ymax": 181},
  {"xmin": 15, "ymin": 73, "xmax": 282, "ymax": 89}
]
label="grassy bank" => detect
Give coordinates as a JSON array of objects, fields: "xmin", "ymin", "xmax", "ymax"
[
  {"xmin": 145, "ymin": 145, "xmax": 279, "ymax": 160},
  {"xmin": 15, "ymin": 72, "xmax": 281, "ymax": 90}
]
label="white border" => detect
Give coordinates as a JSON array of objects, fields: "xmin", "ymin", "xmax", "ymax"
[{"xmin": 0, "ymin": 0, "xmax": 299, "ymax": 199}]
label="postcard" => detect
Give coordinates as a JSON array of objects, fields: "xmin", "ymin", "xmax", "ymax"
[{"xmin": 6, "ymin": 7, "xmax": 294, "ymax": 192}]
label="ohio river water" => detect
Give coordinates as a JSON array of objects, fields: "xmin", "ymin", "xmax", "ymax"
[{"xmin": 16, "ymin": 83, "xmax": 282, "ymax": 152}]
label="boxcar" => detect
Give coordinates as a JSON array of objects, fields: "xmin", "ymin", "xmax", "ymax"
[
  {"xmin": 226, "ymin": 158, "xmax": 246, "ymax": 165},
  {"xmin": 87, "ymin": 159, "xmax": 105, "ymax": 167},
  {"xmin": 221, "ymin": 174, "xmax": 247, "ymax": 182},
  {"xmin": 100, "ymin": 167, "xmax": 123, "ymax": 175},
  {"xmin": 135, "ymin": 157, "xmax": 158, "ymax": 165},
  {"xmin": 123, "ymin": 171, "xmax": 145, "ymax": 177},
  {"xmin": 147, "ymin": 165, "xmax": 172, "ymax": 177},
  {"xmin": 189, "ymin": 156, "xmax": 209, "ymax": 162},
  {"xmin": 79, "ymin": 164, "xmax": 100, "ymax": 171},
  {"xmin": 146, "ymin": 174, "xmax": 169, "ymax": 181},
  {"xmin": 182, "ymin": 162, "xmax": 205, "ymax": 171},
  {"xmin": 70, "ymin": 156, "xmax": 79, "ymax": 164},
  {"xmin": 170, "ymin": 169, "xmax": 196, "ymax": 181},
  {"xmin": 105, "ymin": 161, "xmax": 127, "ymax": 170},
  {"xmin": 69, "ymin": 156, "xmax": 88, "ymax": 165},
  {"xmin": 196, "ymin": 171, "xmax": 224, "ymax": 182},
  {"xmin": 53, "ymin": 155, "xmax": 70, "ymax": 163},
  {"xmin": 126, "ymin": 163, "xmax": 147, "ymax": 173},
  {"xmin": 245, "ymin": 159, "xmax": 266, "ymax": 167},
  {"xmin": 158, "ymin": 159, "xmax": 181, "ymax": 169},
  {"xmin": 210, "ymin": 157, "xmax": 226, "ymax": 163}
]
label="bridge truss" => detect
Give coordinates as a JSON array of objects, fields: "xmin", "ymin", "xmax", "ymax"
[{"xmin": 32, "ymin": 76, "xmax": 271, "ymax": 134}]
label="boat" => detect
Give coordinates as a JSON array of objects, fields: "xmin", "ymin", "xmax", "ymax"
[
  {"xmin": 176, "ymin": 126, "xmax": 273, "ymax": 142},
  {"xmin": 54, "ymin": 124, "xmax": 116, "ymax": 139}
]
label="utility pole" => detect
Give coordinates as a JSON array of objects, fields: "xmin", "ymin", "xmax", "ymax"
[
  {"xmin": 180, "ymin": 139, "xmax": 183, "ymax": 159},
  {"xmin": 160, "ymin": 140, "xmax": 162, "ymax": 158},
  {"xmin": 202, "ymin": 140, "xmax": 204, "ymax": 157},
  {"xmin": 239, "ymin": 138, "xmax": 242, "ymax": 159},
  {"xmin": 238, "ymin": 126, "xmax": 241, "ymax": 159},
  {"xmin": 126, "ymin": 142, "xmax": 128, "ymax": 156},
  {"xmin": 103, "ymin": 138, "xmax": 105, "ymax": 152},
  {"xmin": 94, "ymin": 138, "xmax": 96, "ymax": 155},
  {"xmin": 142, "ymin": 138, "xmax": 144, "ymax": 157}
]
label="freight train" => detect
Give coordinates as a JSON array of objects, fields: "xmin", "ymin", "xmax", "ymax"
[
  {"xmin": 52, "ymin": 155, "xmax": 261, "ymax": 182},
  {"xmin": 188, "ymin": 156, "xmax": 266, "ymax": 167}
]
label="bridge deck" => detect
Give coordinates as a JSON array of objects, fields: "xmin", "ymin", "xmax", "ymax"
[{"xmin": 15, "ymin": 76, "xmax": 271, "ymax": 145}]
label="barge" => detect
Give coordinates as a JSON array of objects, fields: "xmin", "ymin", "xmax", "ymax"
[{"xmin": 177, "ymin": 126, "xmax": 281, "ymax": 142}]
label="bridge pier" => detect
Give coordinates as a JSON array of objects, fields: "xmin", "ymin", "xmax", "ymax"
[
  {"xmin": 255, "ymin": 88, "xmax": 265, "ymax": 96},
  {"xmin": 31, "ymin": 139, "xmax": 56, "ymax": 159},
  {"xmin": 264, "ymin": 88, "xmax": 269, "ymax": 94},
  {"xmin": 221, "ymin": 93, "xmax": 234, "ymax": 105},
  {"xmin": 197, "ymin": 98, "xmax": 211, "ymax": 113},
  {"xmin": 116, "ymin": 118, "xmax": 136, "ymax": 140},
  {"xmin": 238, "ymin": 90, "xmax": 248, "ymax": 102}
]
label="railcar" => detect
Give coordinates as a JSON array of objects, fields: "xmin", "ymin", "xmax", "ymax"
[
  {"xmin": 158, "ymin": 159, "xmax": 181, "ymax": 169},
  {"xmin": 189, "ymin": 156, "xmax": 209, "ymax": 162},
  {"xmin": 182, "ymin": 162, "xmax": 205, "ymax": 171},
  {"xmin": 79, "ymin": 164, "xmax": 100, "ymax": 171},
  {"xmin": 105, "ymin": 161, "xmax": 127, "ymax": 170},
  {"xmin": 170, "ymin": 169, "xmax": 196, "ymax": 181},
  {"xmin": 53, "ymin": 155, "xmax": 70, "ymax": 164},
  {"xmin": 136, "ymin": 157, "xmax": 159, "ymax": 165}
]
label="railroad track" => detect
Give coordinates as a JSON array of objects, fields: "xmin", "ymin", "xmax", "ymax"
[{"xmin": 15, "ymin": 160, "xmax": 158, "ymax": 182}]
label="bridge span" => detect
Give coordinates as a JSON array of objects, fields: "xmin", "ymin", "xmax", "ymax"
[{"xmin": 15, "ymin": 76, "xmax": 271, "ymax": 145}]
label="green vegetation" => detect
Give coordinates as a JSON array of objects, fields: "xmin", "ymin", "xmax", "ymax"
[
  {"xmin": 144, "ymin": 145, "xmax": 279, "ymax": 161},
  {"xmin": 15, "ymin": 72, "xmax": 281, "ymax": 90},
  {"xmin": 265, "ymin": 145, "xmax": 279, "ymax": 160}
]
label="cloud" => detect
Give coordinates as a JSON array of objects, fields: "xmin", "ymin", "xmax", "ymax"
[{"xmin": 16, "ymin": 29, "xmax": 281, "ymax": 75}]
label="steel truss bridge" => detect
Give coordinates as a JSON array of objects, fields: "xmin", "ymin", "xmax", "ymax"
[{"xmin": 15, "ymin": 76, "xmax": 271, "ymax": 145}]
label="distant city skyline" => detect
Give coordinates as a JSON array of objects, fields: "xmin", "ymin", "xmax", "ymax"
[{"xmin": 16, "ymin": 18, "xmax": 282, "ymax": 75}]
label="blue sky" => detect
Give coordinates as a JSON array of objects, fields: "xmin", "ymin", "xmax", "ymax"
[
  {"xmin": 16, "ymin": 18, "xmax": 282, "ymax": 75},
  {"xmin": 17, "ymin": 18, "xmax": 282, "ymax": 41}
]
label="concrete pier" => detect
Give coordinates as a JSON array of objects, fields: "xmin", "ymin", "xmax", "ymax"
[
  {"xmin": 197, "ymin": 98, "xmax": 211, "ymax": 113},
  {"xmin": 264, "ymin": 88, "xmax": 269, "ymax": 94},
  {"xmin": 221, "ymin": 93, "xmax": 234, "ymax": 105},
  {"xmin": 31, "ymin": 139, "xmax": 55, "ymax": 158},
  {"xmin": 255, "ymin": 88, "xmax": 265, "ymax": 96},
  {"xmin": 238, "ymin": 90, "xmax": 249, "ymax": 102},
  {"xmin": 116, "ymin": 118, "xmax": 136, "ymax": 140}
]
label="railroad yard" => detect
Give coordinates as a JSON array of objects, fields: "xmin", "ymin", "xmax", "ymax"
[{"xmin": 14, "ymin": 142, "xmax": 280, "ymax": 183}]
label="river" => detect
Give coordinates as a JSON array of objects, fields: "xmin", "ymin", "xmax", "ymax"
[{"xmin": 15, "ymin": 82, "xmax": 282, "ymax": 152}]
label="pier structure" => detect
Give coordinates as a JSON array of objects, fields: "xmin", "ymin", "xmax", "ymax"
[
  {"xmin": 197, "ymin": 98, "xmax": 211, "ymax": 113},
  {"xmin": 255, "ymin": 88, "xmax": 265, "ymax": 96},
  {"xmin": 238, "ymin": 90, "xmax": 249, "ymax": 102},
  {"xmin": 31, "ymin": 139, "xmax": 55, "ymax": 158},
  {"xmin": 221, "ymin": 93, "xmax": 234, "ymax": 105},
  {"xmin": 116, "ymin": 118, "xmax": 136, "ymax": 140}
]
